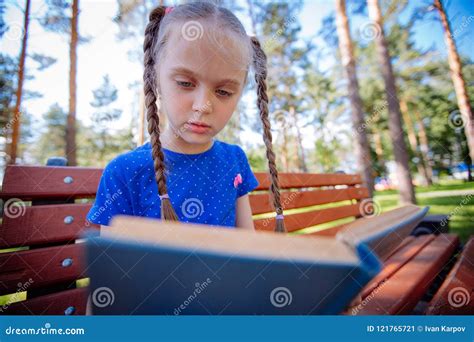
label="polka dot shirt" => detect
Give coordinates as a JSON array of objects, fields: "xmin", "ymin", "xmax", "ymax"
[{"xmin": 86, "ymin": 139, "xmax": 259, "ymax": 228}]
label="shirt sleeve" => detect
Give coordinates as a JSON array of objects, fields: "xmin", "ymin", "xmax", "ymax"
[
  {"xmin": 86, "ymin": 160, "xmax": 134, "ymax": 226},
  {"xmin": 236, "ymin": 146, "xmax": 259, "ymax": 197}
]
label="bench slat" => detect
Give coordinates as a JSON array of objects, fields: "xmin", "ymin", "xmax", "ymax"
[
  {"xmin": 0, "ymin": 243, "xmax": 86, "ymax": 295},
  {"xmin": 250, "ymin": 187, "xmax": 368, "ymax": 215},
  {"xmin": 254, "ymin": 172, "xmax": 362, "ymax": 190},
  {"xmin": 1, "ymin": 168, "xmax": 362, "ymax": 198},
  {"xmin": 353, "ymin": 234, "xmax": 459, "ymax": 315},
  {"xmin": 0, "ymin": 203, "xmax": 100, "ymax": 249},
  {"xmin": 426, "ymin": 237, "xmax": 474, "ymax": 314},
  {"xmin": 1, "ymin": 165, "xmax": 103, "ymax": 199},
  {"xmin": 254, "ymin": 203, "xmax": 361, "ymax": 232},
  {"xmin": 360, "ymin": 235, "xmax": 436, "ymax": 299},
  {"xmin": 1, "ymin": 287, "xmax": 88, "ymax": 315}
]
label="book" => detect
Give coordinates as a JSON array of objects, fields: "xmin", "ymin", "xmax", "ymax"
[{"xmin": 84, "ymin": 205, "xmax": 428, "ymax": 315}]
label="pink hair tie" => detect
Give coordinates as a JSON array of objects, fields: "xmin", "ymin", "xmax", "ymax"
[
  {"xmin": 159, "ymin": 193, "xmax": 169, "ymax": 200},
  {"xmin": 165, "ymin": 6, "xmax": 174, "ymax": 15}
]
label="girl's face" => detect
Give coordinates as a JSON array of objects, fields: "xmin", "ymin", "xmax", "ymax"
[{"xmin": 158, "ymin": 26, "xmax": 248, "ymax": 153}]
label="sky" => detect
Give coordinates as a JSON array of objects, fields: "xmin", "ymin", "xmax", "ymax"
[{"xmin": 2, "ymin": 0, "xmax": 474, "ymax": 157}]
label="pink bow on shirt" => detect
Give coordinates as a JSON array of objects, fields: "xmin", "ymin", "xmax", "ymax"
[{"xmin": 233, "ymin": 173, "xmax": 243, "ymax": 188}]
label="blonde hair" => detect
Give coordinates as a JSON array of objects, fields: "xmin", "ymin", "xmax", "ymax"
[{"xmin": 143, "ymin": 2, "xmax": 286, "ymax": 232}]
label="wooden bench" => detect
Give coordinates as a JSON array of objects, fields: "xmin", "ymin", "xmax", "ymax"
[{"xmin": 0, "ymin": 161, "xmax": 471, "ymax": 315}]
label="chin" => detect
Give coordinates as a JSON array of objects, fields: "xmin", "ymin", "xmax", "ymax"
[{"xmin": 182, "ymin": 134, "xmax": 213, "ymax": 144}]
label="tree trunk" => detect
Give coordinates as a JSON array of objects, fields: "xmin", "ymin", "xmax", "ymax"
[
  {"xmin": 368, "ymin": 0, "xmax": 416, "ymax": 204},
  {"xmin": 335, "ymin": 0, "xmax": 374, "ymax": 197},
  {"xmin": 66, "ymin": 0, "xmax": 79, "ymax": 165},
  {"xmin": 413, "ymin": 110, "xmax": 433, "ymax": 185},
  {"xmin": 281, "ymin": 123, "xmax": 289, "ymax": 172},
  {"xmin": 400, "ymin": 100, "xmax": 430, "ymax": 186},
  {"xmin": 290, "ymin": 106, "xmax": 308, "ymax": 172},
  {"xmin": 434, "ymin": 0, "xmax": 474, "ymax": 164},
  {"xmin": 8, "ymin": 0, "xmax": 31, "ymax": 165}
]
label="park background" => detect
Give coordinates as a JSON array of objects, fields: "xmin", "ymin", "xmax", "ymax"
[{"xmin": 1, "ymin": 0, "xmax": 474, "ymax": 242}]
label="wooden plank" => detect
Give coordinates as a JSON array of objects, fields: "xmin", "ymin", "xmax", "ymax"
[
  {"xmin": 254, "ymin": 203, "xmax": 361, "ymax": 232},
  {"xmin": 0, "ymin": 243, "xmax": 87, "ymax": 295},
  {"xmin": 360, "ymin": 235, "xmax": 436, "ymax": 299},
  {"xmin": 352, "ymin": 234, "xmax": 459, "ymax": 315},
  {"xmin": 1, "ymin": 287, "xmax": 88, "ymax": 315},
  {"xmin": 1, "ymin": 165, "xmax": 102, "ymax": 199},
  {"xmin": 254, "ymin": 172, "xmax": 362, "ymax": 190},
  {"xmin": 0, "ymin": 203, "xmax": 99, "ymax": 248},
  {"xmin": 427, "ymin": 237, "xmax": 474, "ymax": 314},
  {"xmin": 336, "ymin": 205, "xmax": 428, "ymax": 261},
  {"xmin": 309, "ymin": 206, "xmax": 423, "ymax": 252},
  {"xmin": 382, "ymin": 235, "xmax": 416, "ymax": 262},
  {"xmin": 249, "ymin": 187, "xmax": 368, "ymax": 215}
]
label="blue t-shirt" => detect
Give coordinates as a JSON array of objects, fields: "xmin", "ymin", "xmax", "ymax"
[{"xmin": 86, "ymin": 139, "xmax": 259, "ymax": 228}]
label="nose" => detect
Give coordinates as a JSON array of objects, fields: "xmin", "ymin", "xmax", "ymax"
[{"xmin": 192, "ymin": 87, "xmax": 213, "ymax": 115}]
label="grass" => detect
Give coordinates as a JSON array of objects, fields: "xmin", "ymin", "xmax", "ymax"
[
  {"xmin": 374, "ymin": 179, "xmax": 474, "ymax": 195},
  {"xmin": 255, "ymin": 179, "xmax": 474, "ymax": 243},
  {"xmin": 374, "ymin": 179, "xmax": 474, "ymax": 244}
]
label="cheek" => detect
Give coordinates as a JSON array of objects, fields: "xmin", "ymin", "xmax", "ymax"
[
  {"xmin": 160, "ymin": 82, "xmax": 191, "ymax": 114},
  {"xmin": 225, "ymin": 97, "xmax": 241, "ymax": 115}
]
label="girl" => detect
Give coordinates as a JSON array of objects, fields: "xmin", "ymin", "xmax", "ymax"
[{"xmin": 86, "ymin": 2, "xmax": 285, "ymax": 232}]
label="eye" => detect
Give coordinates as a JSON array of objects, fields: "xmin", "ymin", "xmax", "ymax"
[
  {"xmin": 216, "ymin": 89, "xmax": 233, "ymax": 97},
  {"xmin": 176, "ymin": 80, "xmax": 194, "ymax": 88}
]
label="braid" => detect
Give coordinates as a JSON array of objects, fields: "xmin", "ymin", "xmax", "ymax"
[
  {"xmin": 250, "ymin": 36, "xmax": 286, "ymax": 233},
  {"xmin": 143, "ymin": 6, "xmax": 179, "ymax": 221}
]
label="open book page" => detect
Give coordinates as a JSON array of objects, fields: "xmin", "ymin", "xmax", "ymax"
[
  {"xmin": 105, "ymin": 215, "xmax": 360, "ymax": 265},
  {"xmin": 335, "ymin": 205, "xmax": 429, "ymax": 261}
]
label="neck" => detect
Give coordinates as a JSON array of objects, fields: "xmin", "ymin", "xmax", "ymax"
[{"xmin": 160, "ymin": 127, "xmax": 214, "ymax": 154}]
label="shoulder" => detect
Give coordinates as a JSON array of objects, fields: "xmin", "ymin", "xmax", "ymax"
[
  {"xmin": 103, "ymin": 142, "xmax": 152, "ymax": 176},
  {"xmin": 213, "ymin": 140, "xmax": 247, "ymax": 161}
]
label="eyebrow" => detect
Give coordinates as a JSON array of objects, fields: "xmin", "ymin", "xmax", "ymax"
[{"xmin": 170, "ymin": 66, "xmax": 241, "ymax": 86}]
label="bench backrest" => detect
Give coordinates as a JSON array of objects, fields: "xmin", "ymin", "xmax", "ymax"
[{"xmin": 0, "ymin": 164, "xmax": 369, "ymax": 314}]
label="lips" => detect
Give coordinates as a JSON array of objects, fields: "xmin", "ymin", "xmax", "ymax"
[
  {"xmin": 185, "ymin": 122, "xmax": 211, "ymax": 134},
  {"xmin": 187, "ymin": 121, "xmax": 210, "ymax": 128}
]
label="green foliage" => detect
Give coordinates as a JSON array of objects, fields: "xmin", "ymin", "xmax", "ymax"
[
  {"xmin": 30, "ymin": 103, "xmax": 67, "ymax": 164},
  {"xmin": 0, "ymin": 53, "xmax": 16, "ymax": 128}
]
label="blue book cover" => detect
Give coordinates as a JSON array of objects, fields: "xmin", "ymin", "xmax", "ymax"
[{"xmin": 84, "ymin": 205, "xmax": 428, "ymax": 315}]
